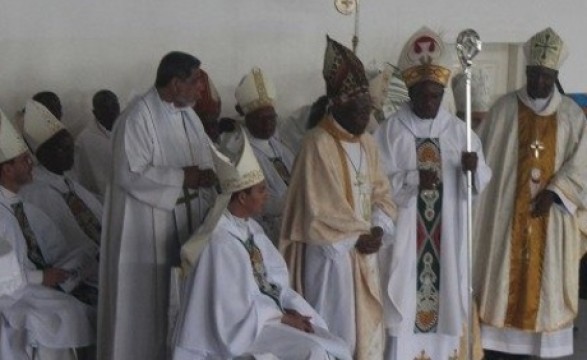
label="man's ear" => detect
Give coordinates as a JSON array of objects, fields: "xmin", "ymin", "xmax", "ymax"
[{"xmin": 238, "ymin": 192, "xmax": 247, "ymax": 205}]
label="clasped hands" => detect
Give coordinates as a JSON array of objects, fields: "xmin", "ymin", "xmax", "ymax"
[{"xmin": 355, "ymin": 226, "xmax": 384, "ymax": 254}]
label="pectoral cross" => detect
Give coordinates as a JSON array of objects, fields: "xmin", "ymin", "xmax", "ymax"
[{"xmin": 530, "ymin": 140, "xmax": 545, "ymax": 159}]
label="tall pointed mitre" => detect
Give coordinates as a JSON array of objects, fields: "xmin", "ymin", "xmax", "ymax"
[
  {"xmin": 452, "ymin": 67, "xmax": 492, "ymax": 112},
  {"xmin": 235, "ymin": 67, "xmax": 277, "ymax": 115},
  {"xmin": 0, "ymin": 107, "xmax": 29, "ymax": 163},
  {"xmin": 523, "ymin": 27, "xmax": 568, "ymax": 70},
  {"xmin": 398, "ymin": 27, "xmax": 451, "ymax": 88},
  {"xmin": 23, "ymin": 100, "xmax": 65, "ymax": 153},
  {"xmin": 180, "ymin": 125, "xmax": 265, "ymax": 273},
  {"xmin": 323, "ymin": 36, "xmax": 369, "ymax": 103}
]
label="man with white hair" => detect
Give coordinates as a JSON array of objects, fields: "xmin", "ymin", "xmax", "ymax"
[
  {"xmin": 451, "ymin": 67, "xmax": 492, "ymax": 130},
  {"xmin": 0, "ymin": 108, "xmax": 95, "ymax": 360},
  {"xmin": 234, "ymin": 67, "xmax": 295, "ymax": 245},
  {"xmin": 474, "ymin": 28, "xmax": 587, "ymax": 359}
]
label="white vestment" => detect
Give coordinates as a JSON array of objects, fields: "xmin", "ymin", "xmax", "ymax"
[
  {"xmin": 374, "ymin": 104, "xmax": 491, "ymax": 360},
  {"xmin": 303, "ymin": 132, "xmax": 395, "ymax": 358},
  {"xmin": 98, "ymin": 87, "xmax": 216, "ymax": 360},
  {"xmin": 248, "ymin": 132, "xmax": 295, "ymax": 245},
  {"xmin": 474, "ymin": 89, "xmax": 587, "ymax": 358},
  {"xmin": 20, "ymin": 166, "xmax": 102, "ymax": 256},
  {"xmin": 74, "ymin": 118, "xmax": 113, "ymax": 202},
  {"xmin": 0, "ymin": 187, "xmax": 95, "ymax": 359},
  {"xmin": 173, "ymin": 211, "xmax": 351, "ymax": 360}
]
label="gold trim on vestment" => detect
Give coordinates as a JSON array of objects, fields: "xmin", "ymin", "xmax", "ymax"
[
  {"xmin": 402, "ymin": 65, "xmax": 451, "ymax": 88},
  {"xmin": 505, "ymin": 100, "xmax": 557, "ymax": 330}
]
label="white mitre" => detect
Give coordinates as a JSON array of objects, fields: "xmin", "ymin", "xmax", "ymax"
[
  {"xmin": 451, "ymin": 67, "xmax": 492, "ymax": 112},
  {"xmin": 235, "ymin": 67, "xmax": 277, "ymax": 115},
  {"xmin": 0, "ymin": 107, "xmax": 29, "ymax": 163},
  {"xmin": 523, "ymin": 27, "xmax": 568, "ymax": 70},
  {"xmin": 180, "ymin": 126, "xmax": 265, "ymax": 273},
  {"xmin": 23, "ymin": 100, "xmax": 65, "ymax": 153}
]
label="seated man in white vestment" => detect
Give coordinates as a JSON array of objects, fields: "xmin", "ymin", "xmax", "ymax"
[
  {"xmin": 98, "ymin": 51, "xmax": 218, "ymax": 360},
  {"xmin": 175, "ymin": 127, "xmax": 351, "ymax": 360},
  {"xmin": 233, "ymin": 67, "xmax": 295, "ymax": 245},
  {"xmin": 20, "ymin": 100, "xmax": 102, "ymax": 257},
  {"xmin": 280, "ymin": 36, "xmax": 397, "ymax": 360},
  {"xmin": 0, "ymin": 108, "xmax": 95, "ymax": 360},
  {"xmin": 374, "ymin": 27, "xmax": 491, "ymax": 360},
  {"xmin": 474, "ymin": 28, "xmax": 587, "ymax": 360},
  {"xmin": 74, "ymin": 89, "xmax": 121, "ymax": 202}
]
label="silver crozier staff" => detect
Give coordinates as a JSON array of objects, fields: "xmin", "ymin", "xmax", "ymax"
[{"xmin": 456, "ymin": 29, "xmax": 482, "ymax": 360}]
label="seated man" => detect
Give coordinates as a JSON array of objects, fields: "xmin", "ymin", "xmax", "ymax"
[
  {"xmin": 175, "ymin": 127, "xmax": 351, "ymax": 360},
  {"xmin": 21, "ymin": 100, "xmax": 102, "ymax": 257},
  {"xmin": 0, "ymin": 108, "xmax": 95, "ymax": 359},
  {"xmin": 234, "ymin": 67, "xmax": 295, "ymax": 244},
  {"xmin": 75, "ymin": 89, "xmax": 121, "ymax": 202}
]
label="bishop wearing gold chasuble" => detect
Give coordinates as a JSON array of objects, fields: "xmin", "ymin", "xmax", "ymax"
[
  {"xmin": 280, "ymin": 36, "xmax": 397, "ymax": 360},
  {"xmin": 474, "ymin": 28, "xmax": 587, "ymax": 359}
]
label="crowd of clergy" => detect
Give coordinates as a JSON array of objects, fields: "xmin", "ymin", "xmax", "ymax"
[{"xmin": 0, "ymin": 25, "xmax": 586, "ymax": 360}]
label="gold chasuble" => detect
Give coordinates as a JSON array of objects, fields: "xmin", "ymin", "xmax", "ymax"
[
  {"xmin": 280, "ymin": 116, "xmax": 396, "ymax": 360},
  {"xmin": 506, "ymin": 100, "xmax": 557, "ymax": 330}
]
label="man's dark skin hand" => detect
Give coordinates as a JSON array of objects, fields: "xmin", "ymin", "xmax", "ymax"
[
  {"xmin": 183, "ymin": 166, "xmax": 218, "ymax": 189},
  {"xmin": 282, "ymin": 308, "xmax": 314, "ymax": 333},
  {"xmin": 461, "ymin": 151, "xmax": 478, "ymax": 172},
  {"xmin": 42, "ymin": 267, "xmax": 70, "ymax": 287},
  {"xmin": 532, "ymin": 189, "xmax": 557, "ymax": 218},
  {"xmin": 355, "ymin": 226, "xmax": 383, "ymax": 254}
]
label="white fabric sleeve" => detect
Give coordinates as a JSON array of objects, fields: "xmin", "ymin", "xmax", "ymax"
[
  {"xmin": 317, "ymin": 234, "xmax": 359, "ymax": 260},
  {"xmin": 548, "ymin": 186, "xmax": 578, "ymax": 215},
  {"xmin": 372, "ymin": 207, "xmax": 395, "ymax": 247},
  {"xmin": 26, "ymin": 270, "xmax": 43, "ymax": 285},
  {"xmin": 117, "ymin": 110, "xmax": 184, "ymax": 211}
]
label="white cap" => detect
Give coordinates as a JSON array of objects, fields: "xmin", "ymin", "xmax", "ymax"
[
  {"xmin": 23, "ymin": 100, "xmax": 65, "ymax": 153},
  {"xmin": 398, "ymin": 27, "xmax": 451, "ymax": 88},
  {"xmin": 0, "ymin": 107, "xmax": 29, "ymax": 163},
  {"xmin": 451, "ymin": 67, "xmax": 492, "ymax": 112},
  {"xmin": 235, "ymin": 67, "xmax": 277, "ymax": 115},
  {"xmin": 523, "ymin": 27, "xmax": 568, "ymax": 71},
  {"xmin": 180, "ymin": 125, "xmax": 264, "ymax": 272}
]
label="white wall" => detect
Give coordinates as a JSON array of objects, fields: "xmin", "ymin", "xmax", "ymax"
[{"xmin": 1, "ymin": 0, "xmax": 585, "ymax": 134}]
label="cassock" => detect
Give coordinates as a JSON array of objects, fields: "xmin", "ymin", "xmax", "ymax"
[
  {"xmin": 0, "ymin": 186, "xmax": 95, "ymax": 359},
  {"xmin": 474, "ymin": 88, "xmax": 587, "ymax": 358},
  {"xmin": 173, "ymin": 210, "xmax": 352, "ymax": 360},
  {"xmin": 74, "ymin": 118, "xmax": 113, "ymax": 202},
  {"xmin": 248, "ymin": 131, "xmax": 295, "ymax": 245},
  {"xmin": 374, "ymin": 104, "xmax": 491, "ymax": 360},
  {"xmin": 280, "ymin": 116, "xmax": 396, "ymax": 360},
  {"xmin": 20, "ymin": 165, "xmax": 102, "ymax": 256},
  {"xmin": 98, "ymin": 88, "xmax": 216, "ymax": 360}
]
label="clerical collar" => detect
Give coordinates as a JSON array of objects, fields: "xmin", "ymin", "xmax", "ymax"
[
  {"xmin": 224, "ymin": 209, "xmax": 251, "ymax": 239},
  {"xmin": 517, "ymin": 87, "xmax": 560, "ymax": 116},
  {"xmin": 0, "ymin": 185, "xmax": 18, "ymax": 200},
  {"xmin": 320, "ymin": 115, "xmax": 362, "ymax": 143}
]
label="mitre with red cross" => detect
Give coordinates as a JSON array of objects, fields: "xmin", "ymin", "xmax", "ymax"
[
  {"xmin": 523, "ymin": 27, "xmax": 568, "ymax": 71},
  {"xmin": 398, "ymin": 27, "xmax": 451, "ymax": 88}
]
